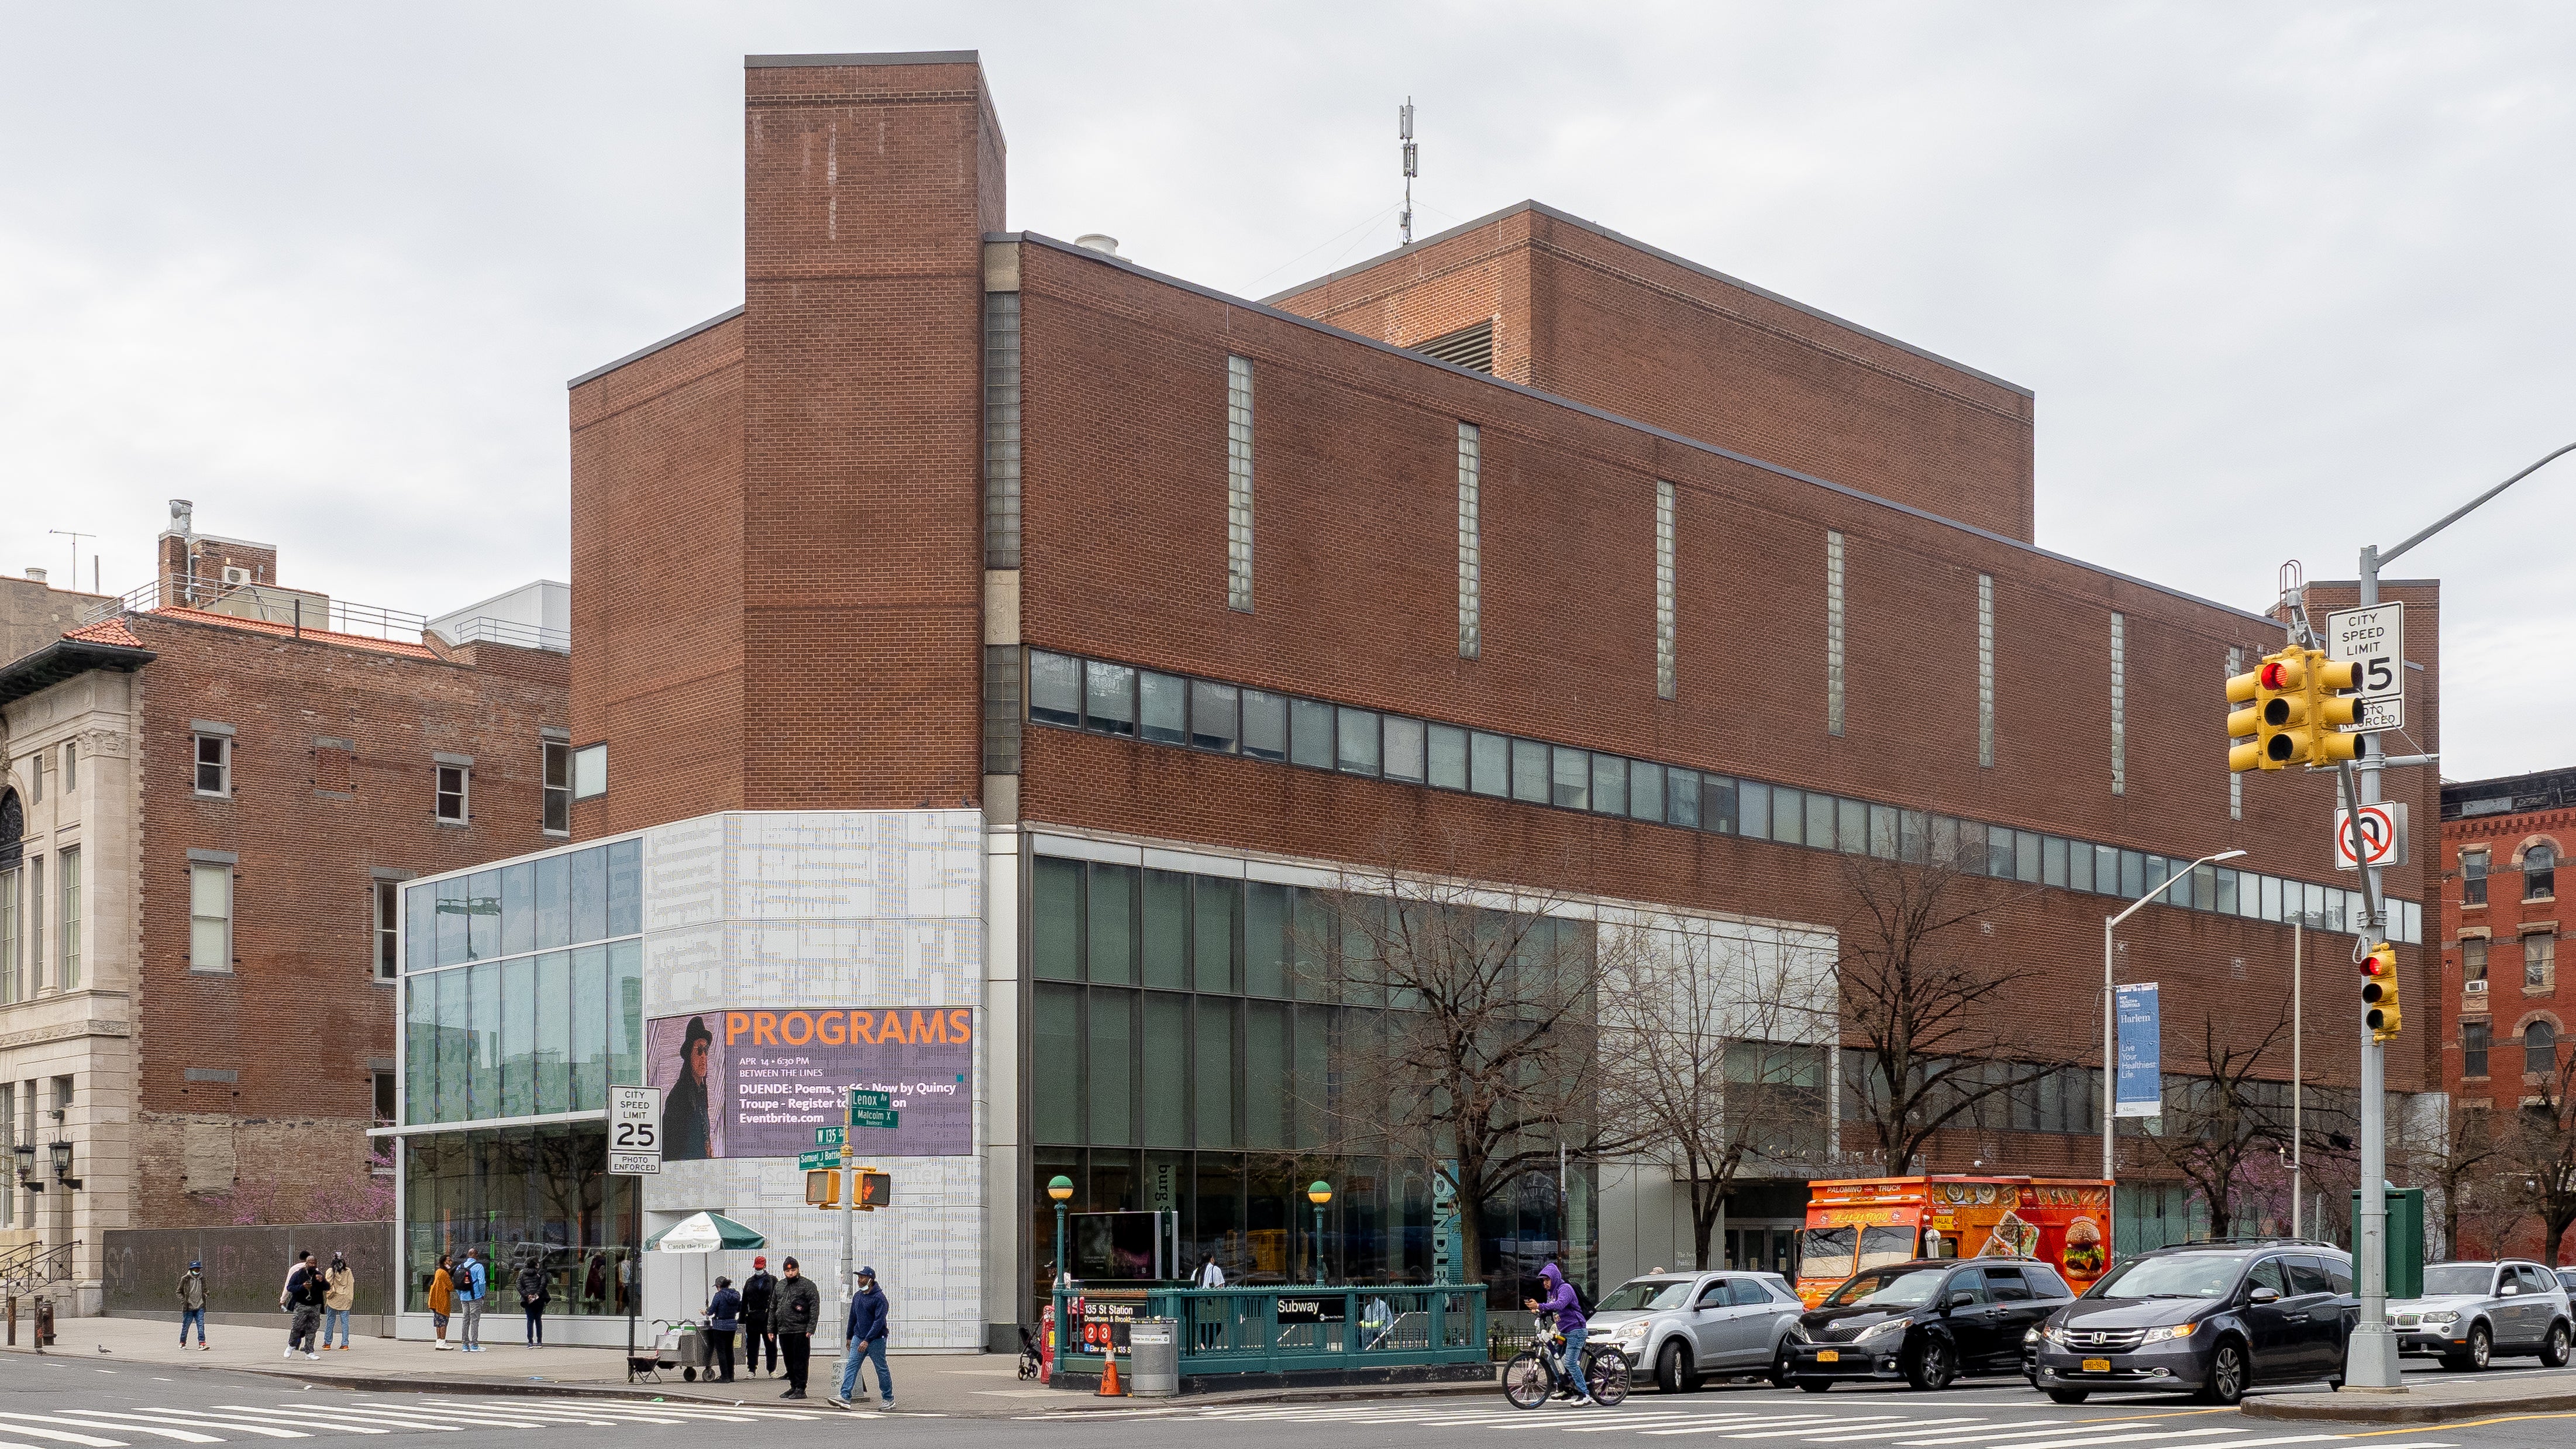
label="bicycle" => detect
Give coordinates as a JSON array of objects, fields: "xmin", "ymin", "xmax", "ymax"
[{"xmin": 1503, "ymin": 1312, "xmax": 1630, "ymax": 1409}]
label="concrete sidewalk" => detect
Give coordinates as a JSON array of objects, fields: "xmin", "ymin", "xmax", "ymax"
[
  {"xmin": 6, "ymin": 1315, "xmax": 1064, "ymax": 1418},
  {"xmin": 2242, "ymin": 1365, "xmax": 2576, "ymax": 1424}
]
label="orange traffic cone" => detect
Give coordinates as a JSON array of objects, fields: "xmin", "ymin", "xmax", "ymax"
[{"xmin": 1098, "ymin": 1348, "xmax": 1124, "ymax": 1396}]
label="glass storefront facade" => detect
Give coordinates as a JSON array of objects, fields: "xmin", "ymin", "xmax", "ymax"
[
  {"xmin": 398, "ymin": 837, "xmax": 648, "ymax": 1320},
  {"xmin": 1028, "ymin": 852, "xmax": 1597, "ymax": 1309}
]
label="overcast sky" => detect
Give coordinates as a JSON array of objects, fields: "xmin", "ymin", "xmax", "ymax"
[{"xmin": 4, "ymin": 3, "xmax": 2570, "ymax": 781}]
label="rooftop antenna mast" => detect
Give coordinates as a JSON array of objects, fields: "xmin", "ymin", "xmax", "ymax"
[{"xmin": 1399, "ymin": 99, "xmax": 1417, "ymax": 246}]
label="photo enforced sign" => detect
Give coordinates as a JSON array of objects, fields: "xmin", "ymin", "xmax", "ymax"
[{"xmin": 645, "ymin": 1007, "xmax": 974, "ymax": 1159}]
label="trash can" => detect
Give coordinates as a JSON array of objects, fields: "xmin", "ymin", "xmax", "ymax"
[{"xmin": 1128, "ymin": 1317, "xmax": 1179, "ymax": 1398}]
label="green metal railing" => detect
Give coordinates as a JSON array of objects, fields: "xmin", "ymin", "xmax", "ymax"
[{"xmin": 1053, "ymin": 1283, "xmax": 1488, "ymax": 1378}]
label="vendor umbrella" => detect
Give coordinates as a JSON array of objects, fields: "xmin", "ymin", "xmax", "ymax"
[{"xmin": 646, "ymin": 1210, "xmax": 767, "ymax": 1254}]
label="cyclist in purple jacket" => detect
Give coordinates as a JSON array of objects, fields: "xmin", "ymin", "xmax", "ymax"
[{"xmin": 1524, "ymin": 1262, "xmax": 1590, "ymax": 1405}]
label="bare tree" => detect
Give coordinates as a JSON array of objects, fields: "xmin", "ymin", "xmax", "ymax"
[
  {"xmin": 1305, "ymin": 866, "xmax": 1633, "ymax": 1289},
  {"xmin": 2509, "ymin": 1045, "xmax": 2576, "ymax": 1264},
  {"xmin": 1594, "ymin": 915, "xmax": 1835, "ymax": 1271},
  {"xmin": 2391, "ymin": 1098, "xmax": 2512, "ymax": 1260},
  {"xmin": 2138, "ymin": 1011, "xmax": 2293, "ymax": 1235},
  {"xmin": 1833, "ymin": 854, "xmax": 2067, "ymax": 1175}
]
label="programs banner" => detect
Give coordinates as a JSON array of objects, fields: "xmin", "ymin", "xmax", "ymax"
[
  {"xmin": 645, "ymin": 1007, "xmax": 974, "ymax": 1160},
  {"xmin": 2114, "ymin": 983, "xmax": 2161, "ymax": 1118}
]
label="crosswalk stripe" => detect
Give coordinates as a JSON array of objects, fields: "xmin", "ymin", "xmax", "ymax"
[
  {"xmin": 365, "ymin": 1403, "xmax": 628, "ymax": 1423},
  {"xmin": 1899, "ymin": 1424, "xmax": 2169, "ymax": 1445},
  {"xmin": 1562, "ymin": 1417, "xmax": 1751, "ymax": 1433},
  {"xmin": 1945, "ymin": 1431, "xmax": 2287, "ymax": 1449},
  {"xmin": 1796, "ymin": 1422, "xmax": 1997, "ymax": 1442},
  {"xmin": 199, "ymin": 1410, "xmax": 412, "ymax": 1435},
  {"xmin": 0, "ymin": 1419, "xmax": 221, "ymax": 1447},
  {"xmin": 458, "ymin": 1403, "xmax": 817, "ymax": 1423},
  {"xmin": 1722, "ymin": 1416, "xmax": 1927, "ymax": 1440},
  {"xmin": 336, "ymin": 1405, "xmax": 588, "ymax": 1428},
  {"xmin": 50, "ymin": 1416, "xmax": 308, "ymax": 1444},
  {"xmin": 122, "ymin": 1412, "xmax": 359, "ymax": 1439},
  {"xmin": 300, "ymin": 1407, "xmax": 545, "ymax": 1430},
  {"xmin": 0, "ymin": 1420, "xmax": 132, "ymax": 1447},
  {"xmin": 1644, "ymin": 1416, "xmax": 1852, "ymax": 1436}
]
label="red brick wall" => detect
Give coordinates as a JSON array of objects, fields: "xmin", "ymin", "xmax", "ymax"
[
  {"xmin": 567, "ymin": 313, "xmax": 748, "ymax": 839},
  {"xmin": 737, "ymin": 56, "xmax": 1000, "ymax": 812},
  {"xmin": 2441, "ymin": 794, "xmax": 2572, "ymax": 1114},
  {"xmin": 130, "ymin": 614, "xmax": 567, "ymax": 1226},
  {"xmin": 1270, "ymin": 205, "xmax": 2036, "ymax": 542},
  {"xmin": 1012, "ymin": 235, "xmax": 2439, "ymax": 1103}
]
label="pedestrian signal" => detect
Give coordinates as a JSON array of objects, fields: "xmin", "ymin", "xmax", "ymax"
[{"xmin": 806, "ymin": 1169, "xmax": 841, "ymax": 1207}]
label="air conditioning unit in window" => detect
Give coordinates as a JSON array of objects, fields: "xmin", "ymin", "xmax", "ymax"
[
  {"xmin": 221, "ymin": 566, "xmax": 251, "ymax": 585},
  {"xmin": 2465, "ymin": 978, "xmax": 2489, "ymax": 994}
]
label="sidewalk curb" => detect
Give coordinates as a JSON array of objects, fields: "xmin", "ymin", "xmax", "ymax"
[{"xmin": 2242, "ymin": 1385, "xmax": 2576, "ymax": 1424}]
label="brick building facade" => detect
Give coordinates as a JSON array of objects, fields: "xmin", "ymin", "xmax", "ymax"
[
  {"xmin": 0, "ymin": 508, "xmax": 568, "ymax": 1312},
  {"xmin": 390, "ymin": 50, "xmax": 2444, "ymax": 1354},
  {"xmin": 2439, "ymin": 767, "xmax": 2573, "ymax": 1265}
]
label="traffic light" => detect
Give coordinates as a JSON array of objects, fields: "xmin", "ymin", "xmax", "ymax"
[
  {"xmin": 853, "ymin": 1169, "xmax": 893, "ymax": 1212},
  {"xmin": 807, "ymin": 1168, "xmax": 842, "ymax": 1206},
  {"xmin": 2360, "ymin": 941, "xmax": 2401, "ymax": 1041},
  {"xmin": 2227, "ymin": 648, "xmax": 2363, "ymax": 771}
]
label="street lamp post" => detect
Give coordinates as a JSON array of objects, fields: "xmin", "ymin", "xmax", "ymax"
[
  {"xmin": 2103, "ymin": 849, "xmax": 2246, "ymax": 1180},
  {"xmin": 1306, "ymin": 1181, "xmax": 1333, "ymax": 1286},
  {"xmin": 1048, "ymin": 1176, "xmax": 1074, "ymax": 1289}
]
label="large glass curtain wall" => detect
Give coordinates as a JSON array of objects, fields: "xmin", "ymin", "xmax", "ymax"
[
  {"xmin": 403, "ymin": 1124, "xmax": 638, "ymax": 1318},
  {"xmin": 1031, "ymin": 853, "xmax": 1599, "ymax": 1307}
]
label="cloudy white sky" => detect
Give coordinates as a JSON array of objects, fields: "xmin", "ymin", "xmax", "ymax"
[{"xmin": 3, "ymin": 3, "xmax": 2570, "ymax": 780}]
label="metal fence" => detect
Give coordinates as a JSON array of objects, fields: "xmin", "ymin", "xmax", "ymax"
[
  {"xmin": 104, "ymin": 1223, "xmax": 396, "ymax": 1321},
  {"xmin": 1055, "ymin": 1283, "xmax": 1489, "ymax": 1378}
]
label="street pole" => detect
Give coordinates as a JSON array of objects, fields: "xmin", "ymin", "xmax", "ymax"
[
  {"xmin": 2337, "ymin": 439, "xmax": 2575, "ymax": 1391},
  {"xmin": 2292, "ymin": 920, "xmax": 2303, "ymax": 1241},
  {"xmin": 838, "ymin": 1108, "xmax": 856, "ymax": 1391},
  {"xmin": 2104, "ymin": 851, "xmax": 2247, "ymax": 1183}
]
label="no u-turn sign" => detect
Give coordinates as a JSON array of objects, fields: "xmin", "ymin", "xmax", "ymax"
[{"xmin": 2334, "ymin": 803, "xmax": 2408, "ymax": 870}]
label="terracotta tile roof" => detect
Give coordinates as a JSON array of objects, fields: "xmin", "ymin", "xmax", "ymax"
[
  {"xmin": 64, "ymin": 617, "xmax": 147, "ymax": 649},
  {"xmin": 147, "ymin": 605, "xmax": 442, "ymax": 659}
]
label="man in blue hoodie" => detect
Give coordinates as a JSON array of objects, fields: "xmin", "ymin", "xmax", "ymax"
[
  {"xmin": 1524, "ymin": 1262, "xmax": 1589, "ymax": 1405},
  {"xmin": 831, "ymin": 1265, "xmax": 893, "ymax": 1412}
]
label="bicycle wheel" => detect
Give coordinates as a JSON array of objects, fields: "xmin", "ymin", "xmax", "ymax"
[
  {"xmin": 1586, "ymin": 1346, "xmax": 1632, "ymax": 1407},
  {"xmin": 1503, "ymin": 1350, "xmax": 1554, "ymax": 1409}
]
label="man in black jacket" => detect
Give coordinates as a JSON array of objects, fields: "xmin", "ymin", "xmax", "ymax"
[
  {"xmin": 773, "ymin": 1256, "xmax": 822, "ymax": 1400},
  {"xmin": 741, "ymin": 1257, "xmax": 779, "ymax": 1376}
]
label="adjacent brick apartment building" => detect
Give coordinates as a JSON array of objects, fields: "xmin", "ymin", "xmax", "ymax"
[
  {"xmin": 0, "ymin": 505, "xmax": 568, "ymax": 1313},
  {"xmin": 2439, "ymin": 766, "xmax": 2573, "ymax": 1264},
  {"xmin": 388, "ymin": 50, "xmax": 2444, "ymax": 1354}
]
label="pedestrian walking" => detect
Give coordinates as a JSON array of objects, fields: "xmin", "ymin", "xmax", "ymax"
[
  {"xmin": 829, "ymin": 1265, "xmax": 893, "ymax": 1411},
  {"xmin": 1191, "ymin": 1254, "xmax": 1225, "ymax": 1350},
  {"xmin": 323, "ymin": 1251, "xmax": 356, "ymax": 1350},
  {"xmin": 457, "ymin": 1247, "xmax": 489, "ymax": 1352},
  {"xmin": 741, "ymin": 1256, "xmax": 779, "ymax": 1376},
  {"xmin": 705, "ymin": 1275, "xmax": 742, "ymax": 1384},
  {"xmin": 516, "ymin": 1254, "xmax": 550, "ymax": 1347},
  {"xmin": 428, "ymin": 1254, "xmax": 456, "ymax": 1350},
  {"xmin": 280, "ymin": 1251, "xmax": 326, "ymax": 1360},
  {"xmin": 772, "ymin": 1255, "xmax": 821, "ymax": 1399},
  {"xmin": 176, "ymin": 1260, "xmax": 209, "ymax": 1350}
]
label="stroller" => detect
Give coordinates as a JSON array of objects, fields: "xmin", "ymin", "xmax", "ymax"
[{"xmin": 1017, "ymin": 1324, "xmax": 1045, "ymax": 1381}]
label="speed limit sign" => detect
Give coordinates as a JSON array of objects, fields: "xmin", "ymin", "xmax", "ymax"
[
  {"xmin": 2326, "ymin": 603, "xmax": 2403, "ymax": 733},
  {"xmin": 608, "ymin": 1085, "xmax": 662, "ymax": 1175}
]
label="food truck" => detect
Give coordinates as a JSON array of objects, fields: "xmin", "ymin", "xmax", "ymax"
[{"xmin": 1795, "ymin": 1175, "xmax": 2113, "ymax": 1307}]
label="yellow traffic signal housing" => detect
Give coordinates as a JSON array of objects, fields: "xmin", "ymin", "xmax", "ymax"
[
  {"xmin": 2293, "ymin": 653, "xmax": 2363, "ymax": 767},
  {"xmin": 806, "ymin": 1168, "xmax": 841, "ymax": 1207},
  {"xmin": 2226, "ymin": 663, "xmax": 2267, "ymax": 772},
  {"xmin": 2229, "ymin": 648, "xmax": 2309, "ymax": 771},
  {"xmin": 853, "ymin": 1168, "xmax": 893, "ymax": 1212},
  {"xmin": 2360, "ymin": 941, "xmax": 2401, "ymax": 1041}
]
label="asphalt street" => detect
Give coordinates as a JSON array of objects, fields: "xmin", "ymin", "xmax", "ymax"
[{"xmin": 0, "ymin": 1353, "xmax": 2571, "ymax": 1449}]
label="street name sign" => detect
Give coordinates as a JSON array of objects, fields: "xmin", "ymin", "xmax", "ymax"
[
  {"xmin": 608, "ymin": 1086, "xmax": 662, "ymax": 1175},
  {"xmin": 2326, "ymin": 603, "xmax": 2403, "ymax": 734},
  {"xmin": 814, "ymin": 1126, "xmax": 845, "ymax": 1148},
  {"xmin": 797, "ymin": 1149, "xmax": 842, "ymax": 1172},
  {"xmin": 849, "ymin": 1089, "xmax": 898, "ymax": 1130}
]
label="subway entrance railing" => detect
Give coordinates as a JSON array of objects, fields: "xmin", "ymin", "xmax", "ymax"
[{"xmin": 1052, "ymin": 1283, "xmax": 1490, "ymax": 1381}]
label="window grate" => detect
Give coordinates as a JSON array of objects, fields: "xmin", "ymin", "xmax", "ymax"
[
  {"xmin": 983, "ymin": 292, "xmax": 1023, "ymax": 569},
  {"xmin": 1227, "ymin": 356, "xmax": 1254, "ymax": 611},
  {"xmin": 1825, "ymin": 532, "xmax": 1846, "ymax": 736},
  {"xmin": 1414, "ymin": 318, "xmax": 1494, "ymax": 373},
  {"xmin": 1978, "ymin": 574, "xmax": 1995, "ymax": 767},
  {"xmin": 2227, "ymin": 648, "xmax": 2243, "ymax": 820},
  {"xmin": 2109, "ymin": 614, "xmax": 2127, "ymax": 796},
  {"xmin": 1655, "ymin": 481, "xmax": 1677, "ymax": 700},
  {"xmin": 1458, "ymin": 423, "xmax": 1482, "ymax": 659},
  {"xmin": 983, "ymin": 645, "xmax": 1024, "ymax": 775}
]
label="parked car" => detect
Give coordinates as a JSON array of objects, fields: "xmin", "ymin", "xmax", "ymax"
[
  {"xmin": 2028, "ymin": 1240, "xmax": 2356, "ymax": 1406},
  {"xmin": 2560, "ymin": 1267, "xmax": 2576, "ymax": 1296},
  {"xmin": 1593, "ymin": 1270, "xmax": 1807, "ymax": 1393},
  {"xmin": 1782, "ymin": 1258, "xmax": 2074, "ymax": 1392},
  {"xmin": 2390, "ymin": 1261, "xmax": 2574, "ymax": 1371}
]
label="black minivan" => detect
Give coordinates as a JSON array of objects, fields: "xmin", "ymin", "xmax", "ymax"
[
  {"xmin": 1785, "ymin": 1258, "xmax": 2075, "ymax": 1391},
  {"xmin": 2029, "ymin": 1240, "xmax": 2357, "ymax": 1405}
]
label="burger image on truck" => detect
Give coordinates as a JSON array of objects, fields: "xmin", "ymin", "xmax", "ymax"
[{"xmin": 1796, "ymin": 1176, "xmax": 2114, "ymax": 1307}]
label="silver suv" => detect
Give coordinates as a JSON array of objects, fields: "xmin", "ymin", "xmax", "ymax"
[
  {"xmin": 1593, "ymin": 1271, "xmax": 1806, "ymax": 1393},
  {"xmin": 2391, "ymin": 1261, "xmax": 2574, "ymax": 1371}
]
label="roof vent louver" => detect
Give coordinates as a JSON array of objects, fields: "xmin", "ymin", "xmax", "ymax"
[{"xmin": 1414, "ymin": 318, "xmax": 1494, "ymax": 374}]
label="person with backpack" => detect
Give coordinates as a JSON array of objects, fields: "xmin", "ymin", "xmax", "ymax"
[
  {"xmin": 1524, "ymin": 1261, "xmax": 1591, "ymax": 1406},
  {"xmin": 176, "ymin": 1261, "xmax": 209, "ymax": 1350},
  {"xmin": 280, "ymin": 1251, "xmax": 326, "ymax": 1360},
  {"xmin": 456, "ymin": 1247, "xmax": 489, "ymax": 1352}
]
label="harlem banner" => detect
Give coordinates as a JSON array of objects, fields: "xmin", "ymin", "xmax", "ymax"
[{"xmin": 644, "ymin": 1007, "xmax": 974, "ymax": 1160}]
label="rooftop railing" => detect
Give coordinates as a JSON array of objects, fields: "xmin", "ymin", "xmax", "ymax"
[{"xmin": 79, "ymin": 577, "xmax": 431, "ymax": 646}]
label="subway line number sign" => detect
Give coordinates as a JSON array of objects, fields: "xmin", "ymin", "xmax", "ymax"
[{"xmin": 609, "ymin": 1085, "xmax": 663, "ymax": 1175}]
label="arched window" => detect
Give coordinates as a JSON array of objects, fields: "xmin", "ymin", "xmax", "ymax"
[
  {"xmin": 2527, "ymin": 1021, "xmax": 2560, "ymax": 1076},
  {"xmin": 2529, "ymin": 844, "xmax": 2558, "ymax": 901}
]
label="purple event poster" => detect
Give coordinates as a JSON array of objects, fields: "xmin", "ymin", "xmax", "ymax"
[{"xmin": 644, "ymin": 1007, "xmax": 974, "ymax": 1159}]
